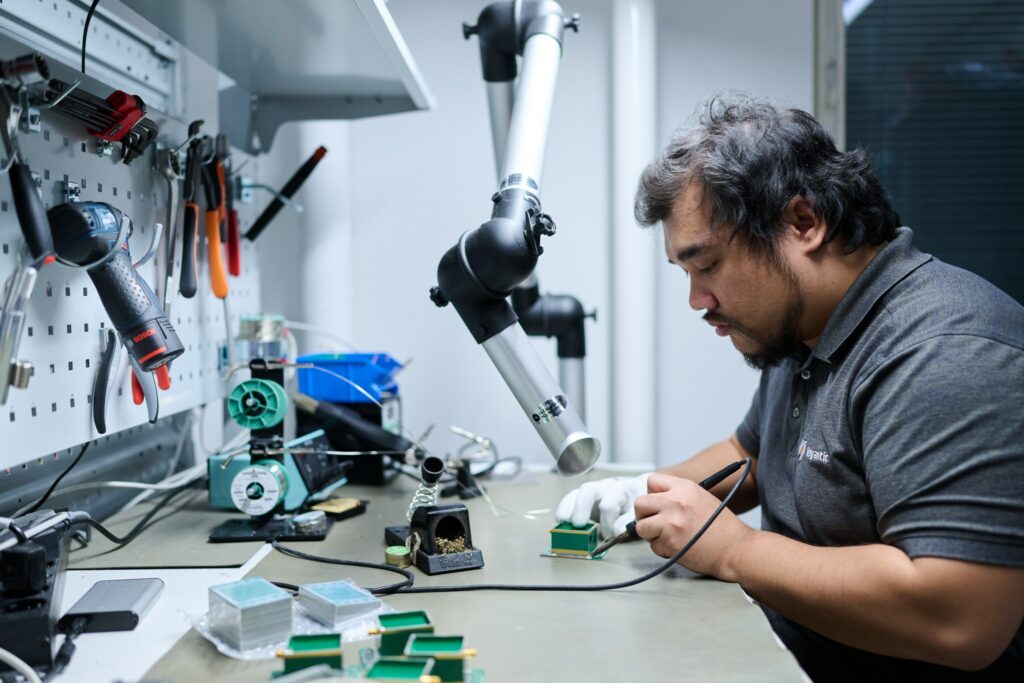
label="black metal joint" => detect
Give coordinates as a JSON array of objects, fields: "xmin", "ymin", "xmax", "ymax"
[
  {"xmin": 433, "ymin": 189, "xmax": 547, "ymax": 344},
  {"xmin": 469, "ymin": 1, "xmax": 518, "ymax": 82},
  {"xmin": 467, "ymin": 1, "xmax": 573, "ymax": 81},
  {"xmin": 511, "ymin": 285, "xmax": 588, "ymax": 358}
]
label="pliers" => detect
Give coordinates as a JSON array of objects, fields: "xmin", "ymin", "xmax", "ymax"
[
  {"xmin": 200, "ymin": 138, "xmax": 228, "ymax": 299},
  {"xmin": 179, "ymin": 120, "xmax": 205, "ymax": 298},
  {"xmin": 92, "ymin": 326, "xmax": 163, "ymax": 433}
]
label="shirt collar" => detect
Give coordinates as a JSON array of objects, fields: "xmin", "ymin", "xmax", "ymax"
[{"xmin": 811, "ymin": 227, "xmax": 932, "ymax": 363}]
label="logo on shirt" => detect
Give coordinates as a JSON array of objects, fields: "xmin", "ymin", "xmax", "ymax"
[{"xmin": 798, "ymin": 438, "xmax": 830, "ymax": 464}]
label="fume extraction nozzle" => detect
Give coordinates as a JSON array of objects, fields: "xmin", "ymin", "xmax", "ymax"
[{"xmin": 483, "ymin": 323, "xmax": 599, "ymax": 476}]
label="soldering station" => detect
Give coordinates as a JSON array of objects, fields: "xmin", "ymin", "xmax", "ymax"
[{"xmin": 0, "ymin": 0, "xmax": 1006, "ymax": 681}]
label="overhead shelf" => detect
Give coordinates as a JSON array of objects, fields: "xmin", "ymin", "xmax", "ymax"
[{"xmin": 120, "ymin": 0, "xmax": 435, "ymax": 153}]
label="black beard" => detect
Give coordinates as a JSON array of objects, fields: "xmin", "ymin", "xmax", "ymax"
[{"xmin": 740, "ymin": 289, "xmax": 804, "ymax": 370}]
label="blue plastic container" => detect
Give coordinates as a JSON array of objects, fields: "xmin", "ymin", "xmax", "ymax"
[{"xmin": 297, "ymin": 353, "xmax": 402, "ymax": 403}]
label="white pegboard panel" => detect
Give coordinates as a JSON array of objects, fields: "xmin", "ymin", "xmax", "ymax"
[
  {"xmin": 0, "ymin": 83, "xmax": 262, "ymax": 473},
  {"xmin": 0, "ymin": 0, "xmax": 178, "ymax": 112}
]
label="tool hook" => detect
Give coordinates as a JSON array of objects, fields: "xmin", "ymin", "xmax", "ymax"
[
  {"xmin": 240, "ymin": 182, "xmax": 304, "ymax": 213},
  {"xmin": 133, "ymin": 222, "xmax": 163, "ymax": 268}
]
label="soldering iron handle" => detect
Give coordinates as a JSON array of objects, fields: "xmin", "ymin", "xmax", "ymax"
[
  {"xmin": 226, "ymin": 208, "xmax": 241, "ymax": 276},
  {"xmin": 215, "ymin": 160, "xmax": 227, "ymax": 241},
  {"xmin": 205, "ymin": 210, "xmax": 228, "ymax": 298},
  {"xmin": 10, "ymin": 162, "xmax": 54, "ymax": 263},
  {"xmin": 179, "ymin": 202, "xmax": 199, "ymax": 298},
  {"xmin": 295, "ymin": 392, "xmax": 419, "ymax": 455},
  {"xmin": 696, "ymin": 460, "xmax": 745, "ymax": 491},
  {"xmin": 244, "ymin": 145, "xmax": 326, "ymax": 241}
]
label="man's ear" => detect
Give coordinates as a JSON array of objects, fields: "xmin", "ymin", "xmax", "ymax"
[{"xmin": 782, "ymin": 195, "xmax": 827, "ymax": 253}]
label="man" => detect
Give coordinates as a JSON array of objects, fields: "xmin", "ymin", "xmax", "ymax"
[{"xmin": 556, "ymin": 97, "xmax": 1024, "ymax": 681}]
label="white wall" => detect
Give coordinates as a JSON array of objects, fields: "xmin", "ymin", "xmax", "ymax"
[
  {"xmin": 653, "ymin": 0, "xmax": 815, "ymax": 466},
  {"xmin": 259, "ymin": 0, "xmax": 816, "ymax": 471}
]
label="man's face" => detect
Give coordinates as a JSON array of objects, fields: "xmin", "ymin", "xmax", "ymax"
[{"xmin": 663, "ymin": 183, "xmax": 804, "ymax": 369}]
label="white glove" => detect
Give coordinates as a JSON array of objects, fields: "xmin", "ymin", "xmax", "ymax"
[{"xmin": 555, "ymin": 473, "xmax": 653, "ymax": 539}]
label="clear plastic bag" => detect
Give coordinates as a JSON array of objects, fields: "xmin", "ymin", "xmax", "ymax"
[{"xmin": 187, "ymin": 579, "xmax": 392, "ymax": 661}]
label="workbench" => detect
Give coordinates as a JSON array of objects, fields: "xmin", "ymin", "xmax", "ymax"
[{"xmin": 61, "ymin": 468, "xmax": 807, "ymax": 682}]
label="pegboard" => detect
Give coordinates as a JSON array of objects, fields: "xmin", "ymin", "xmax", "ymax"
[{"xmin": 0, "ymin": 29, "xmax": 263, "ymax": 472}]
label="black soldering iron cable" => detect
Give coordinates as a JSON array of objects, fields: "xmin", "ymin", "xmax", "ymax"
[
  {"xmin": 270, "ymin": 539, "xmax": 415, "ymax": 596},
  {"xmin": 272, "ymin": 459, "xmax": 752, "ymax": 595}
]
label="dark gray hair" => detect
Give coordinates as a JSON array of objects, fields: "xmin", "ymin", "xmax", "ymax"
[{"xmin": 634, "ymin": 96, "xmax": 899, "ymax": 258}]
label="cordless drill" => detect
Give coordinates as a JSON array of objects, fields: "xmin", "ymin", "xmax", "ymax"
[{"xmin": 48, "ymin": 202, "xmax": 183, "ymax": 371}]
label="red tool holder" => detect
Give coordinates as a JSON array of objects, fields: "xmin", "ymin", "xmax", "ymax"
[{"xmin": 86, "ymin": 91, "xmax": 145, "ymax": 142}]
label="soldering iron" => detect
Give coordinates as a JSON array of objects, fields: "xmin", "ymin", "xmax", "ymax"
[
  {"xmin": 48, "ymin": 201, "xmax": 184, "ymax": 371},
  {"xmin": 590, "ymin": 460, "xmax": 746, "ymax": 557}
]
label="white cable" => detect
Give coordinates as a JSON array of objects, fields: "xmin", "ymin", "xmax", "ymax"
[
  {"xmin": 163, "ymin": 411, "xmax": 194, "ymax": 478},
  {"xmin": 282, "ymin": 328, "xmax": 299, "ymax": 363},
  {"xmin": 32, "ymin": 460, "xmax": 204, "ymax": 502},
  {"xmin": 301, "ymin": 365, "xmax": 384, "ymax": 407},
  {"xmin": 0, "ymin": 646, "xmax": 43, "ymax": 683},
  {"xmin": 25, "ymin": 480, "xmax": 187, "ymax": 495},
  {"xmin": 123, "ymin": 413, "xmax": 245, "ymax": 511},
  {"xmin": 282, "ymin": 319, "xmax": 357, "ymax": 351},
  {"xmin": 11, "ymin": 415, "xmax": 200, "ymax": 517},
  {"xmin": 120, "ymin": 464, "xmax": 205, "ymax": 512},
  {"xmin": 281, "ymin": 328, "xmax": 300, "ymax": 387}
]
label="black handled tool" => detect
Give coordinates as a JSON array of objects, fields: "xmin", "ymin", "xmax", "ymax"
[
  {"xmin": 1, "ymin": 53, "xmax": 54, "ymax": 264},
  {"xmin": 9, "ymin": 162, "xmax": 54, "ymax": 264},
  {"xmin": 92, "ymin": 330, "xmax": 120, "ymax": 434},
  {"xmin": 0, "ymin": 51, "xmax": 54, "ymax": 403},
  {"xmin": 48, "ymin": 202, "xmax": 184, "ymax": 371},
  {"xmin": 292, "ymin": 392, "xmax": 424, "ymax": 458},
  {"xmin": 589, "ymin": 460, "xmax": 746, "ymax": 557},
  {"xmin": 244, "ymin": 146, "xmax": 326, "ymax": 241},
  {"xmin": 178, "ymin": 120, "xmax": 205, "ymax": 298}
]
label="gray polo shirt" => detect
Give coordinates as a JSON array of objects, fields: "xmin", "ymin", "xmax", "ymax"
[{"xmin": 735, "ymin": 227, "xmax": 1024, "ymax": 681}]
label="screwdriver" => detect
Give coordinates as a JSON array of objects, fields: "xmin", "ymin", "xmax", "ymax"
[{"xmin": 589, "ymin": 460, "xmax": 745, "ymax": 557}]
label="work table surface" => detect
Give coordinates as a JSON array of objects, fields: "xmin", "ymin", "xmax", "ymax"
[{"xmin": 121, "ymin": 467, "xmax": 806, "ymax": 682}]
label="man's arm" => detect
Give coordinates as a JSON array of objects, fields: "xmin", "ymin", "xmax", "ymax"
[
  {"xmin": 634, "ymin": 476, "xmax": 1024, "ymax": 671},
  {"xmin": 657, "ymin": 434, "xmax": 759, "ymax": 513}
]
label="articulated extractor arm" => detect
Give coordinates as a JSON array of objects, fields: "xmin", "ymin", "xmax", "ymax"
[{"xmin": 429, "ymin": 1, "xmax": 599, "ymax": 476}]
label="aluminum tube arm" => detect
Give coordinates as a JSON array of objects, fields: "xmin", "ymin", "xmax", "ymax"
[{"xmin": 431, "ymin": 1, "xmax": 598, "ymax": 476}]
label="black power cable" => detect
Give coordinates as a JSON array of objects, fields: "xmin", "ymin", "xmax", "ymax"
[
  {"xmin": 82, "ymin": 0, "xmax": 101, "ymax": 74},
  {"xmin": 44, "ymin": 616, "xmax": 87, "ymax": 681},
  {"xmin": 72, "ymin": 479, "xmax": 200, "ymax": 547},
  {"xmin": 24, "ymin": 442, "xmax": 91, "ymax": 515},
  {"xmin": 271, "ymin": 540, "xmax": 415, "ymax": 596},
  {"xmin": 272, "ymin": 459, "xmax": 752, "ymax": 595}
]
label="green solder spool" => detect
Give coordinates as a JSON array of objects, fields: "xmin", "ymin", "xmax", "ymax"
[
  {"xmin": 386, "ymin": 545, "xmax": 412, "ymax": 568},
  {"xmin": 227, "ymin": 378, "xmax": 288, "ymax": 429}
]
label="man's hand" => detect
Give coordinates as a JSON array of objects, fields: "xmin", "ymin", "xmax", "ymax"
[
  {"xmin": 555, "ymin": 474, "xmax": 652, "ymax": 538},
  {"xmin": 633, "ymin": 472, "xmax": 752, "ymax": 579}
]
